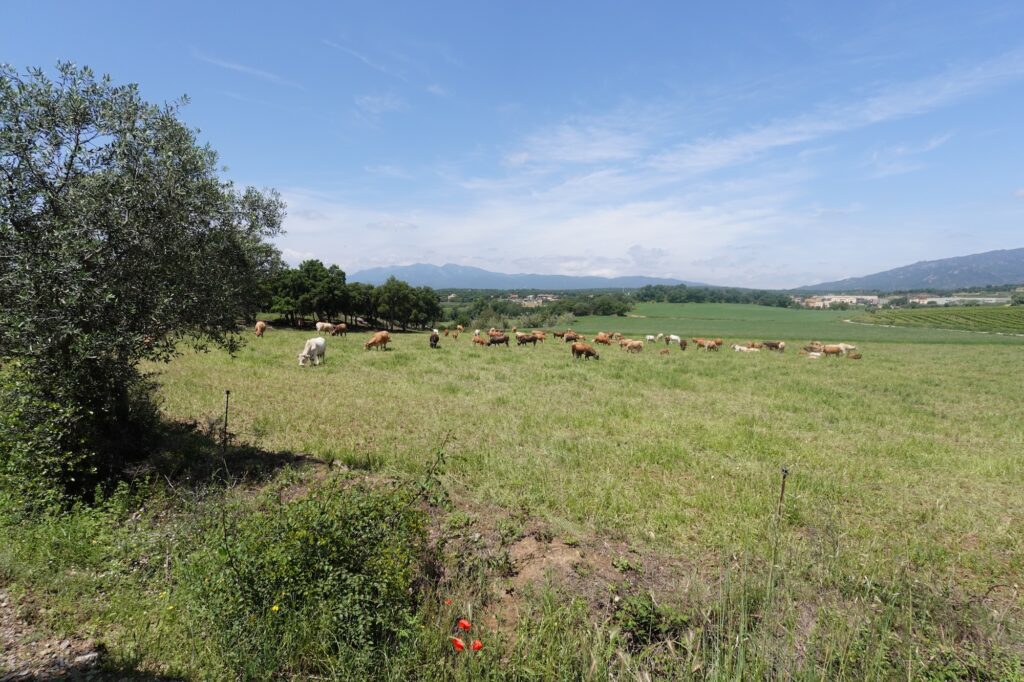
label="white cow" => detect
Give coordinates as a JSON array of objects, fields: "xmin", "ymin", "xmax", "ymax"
[
  {"xmin": 645, "ymin": 334, "xmax": 657, "ymax": 343},
  {"xmin": 730, "ymin": 343, "xmax": 760, "ymax": 352},
  {"xmin": 315, "ymin": 321, "xmax": 335, "ymax": 334},
  {"xmin": 298, "ymin": 336, "xmax": 326, "ymax": 366},
  {"xmin": 667, "ymin": 334, "xmax": 682, "ymax": 346}
]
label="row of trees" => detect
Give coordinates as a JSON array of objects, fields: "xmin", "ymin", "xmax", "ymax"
[
  {"xmin": 634, "ymin": 284, "xmax": 795, "ymax": 307},
  {"xmin": 266, "ymin": 261, "xmax": 443, "ymax": 331}
]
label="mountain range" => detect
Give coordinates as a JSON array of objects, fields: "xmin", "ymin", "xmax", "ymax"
[
  {"xmin": 348, "ymin": 248, "xmax": 1024, "ymax": 292},
  {"xmin": 799, "ymin": 247, "xmax": 1024, "ymax": 292},
  {"xmin": 349, "ymin": 263, "xmax": 700, "ymax": 290}
]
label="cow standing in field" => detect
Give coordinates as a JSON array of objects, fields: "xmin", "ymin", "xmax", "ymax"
[
  {"xmin": 298, "ymin": 337, "xmax": 326, "ymax": 366},
  {"xmin": 364, "ymin": 331, "xmax": 391, "ymax": 351},
  {"xmin": 594, "ymin": 332, "xmax": 612, "ymax": 345},
  {"xmin": 763, "ymin": 340, "xmax": 786, "ymax": 352},
  {"xmin": 516, "ymin": 332, "xmax": 539, "ymax": 347},
  {"xmin": 330, "ymin": 323, "xmax": 348, "ymax": 336},
  {"xmin": 571, "ymin": 342, "xmax": 599, "ymax": 360},
  {"xmin": 429, "ymin": 330, "xmax": 440, "ymax": 349},
  {"xmin": 316, "ymin": 321, "xmax": 335, "ymax": 334},
  {"xmin": 472, "ymin": 335, "xmax": 487, "ymax": 346},
  {"xmin": 254, "ymin": 321, "xmax": 267, "ymax": 337},
  {"xmin": 488, "ymin": 334, "xmax": 510, "ymax": 347},
  {"xmin": 622, "ymin": 339, "xmax": 644, "ymax": 353}
]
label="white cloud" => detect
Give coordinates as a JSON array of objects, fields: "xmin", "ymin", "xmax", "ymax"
[
  {"xmin": 191, "ymin": 48, "xmax": 304, "ymax": 89},
  {"xmin": 354, "ymin": 93, "xmax": 405, "ymax": 114},
  {"xmin": 426, "ymin": 83, "xmax": 447, "ymax": 96},
  {"xmin": 866, "ymin": 133, "xmax": 952, "ymax": 178}
]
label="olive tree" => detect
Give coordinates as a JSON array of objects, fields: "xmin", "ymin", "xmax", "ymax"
[{"xmin": 0, "ymin": 63, "xmax": 285, "ymax": 505}]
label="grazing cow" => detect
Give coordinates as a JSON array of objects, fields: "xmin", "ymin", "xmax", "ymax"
[
  {"xmin": 488, "ymin": 334, "xmax": 510, "ymax": 347},
  {"xmin": 747, "ymin": 341, "xmax": 764, "ymax": 349},
  {"xmin": 666, "ymin": 334, "xmax": 682, "ymax": 346},
  {"xmin": 364, "ymin": 331, "xmax": 391, "ymax": 351},
  {"xmin": 623, "ymin": 339, "xmax": 644, "ymax": 353},
  {"xmin": 678, "ymin": 338, "xmax": 688, "ymax": 351},
  {"xmin": 645, "ymin": 334, "xmax": 657, "ymax": 343},
  {"xmin": 822, "ymin": 344, "xmax": 845, "ymax": 357},
  {"xmin": 472, "ymin": 335, "xmax": 488, "ymax": 346},
  {"xmin": 254, "ymin": 321, "xmax": 267, "ymax": 337},
  {"xmin": 444, "ymin": 328, "xmax": 450, "ymax": 336},
  {"xmin": 488, "ymin": 328, "xmax": 504, "ymax": 338},
  {"xmin": 531, "ymin": 330, "xmax": 546, "ymax": 342},
  {"xmin": 731, "ymin": 343, "xmax": 760, "ymax": 352},
  {"xmin": 553, "ymin": 330, "xmax": 566, "ymax": 339},
  {"xmin": 594, "ymin": 332, "xmax": 612, "ymax": 345},
  {"xmin": 316, "ymin": 321, "xmax": 335, "ymax": 334},
  {"xmin": 564, "ymin": 332, "xmax": 582, "ymax": 343},
  {"xmin": 298, "ymin": 337, "xmax": 326, "ymax": 366},
  {"xmin": 429, "ymin": 331, "xmax": 440, "ymax": 349},
  {"xmin": 692, "ymin": 338, "xmax": 718, "ymax": 351},
  {"xmin": 659, "ymin": 348, "xmax": 670, "ymax": 355},
  {"xmin": 330, "ymin": 323, "xmax": 348, "ymax": 336},
  {"xmin": 516, "ymin": 332, "xmax": 539, "ymax": 347},
  {"xmin": 452, "ymin": 331, "xmax": 460, "ymax": 341},
  {"xmin": 571, "ymin": 342, "xmax": 599, "ymax": 360},
  {"xmin": 456, "ymin": 325, "xmax": 465, "ymax": 333},
  {"xmin": 762, "ymin": 340, "xmax": 786, "ymax": 352}
]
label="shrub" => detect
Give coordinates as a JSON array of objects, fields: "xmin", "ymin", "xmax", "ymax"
[{"xmin": 177, "ymin": 482, "xmax": 429, "ymax": 679}]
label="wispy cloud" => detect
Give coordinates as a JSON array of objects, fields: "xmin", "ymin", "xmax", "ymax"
[
  {"xmin": 426, "ymin": 83, "xmax": 447, "ymax": 96},
  {"xmin": 1014, "ymin": 188, "xmax": 1024, "ymax": 198},
  {"xmin": 651, "ymin": 48, "xmax": 1024, "ymax": 174},
  {"xmin": 191, "ymin": 48, "xmax": 304, "ymax": 90},
  {"xmin": 354, "ymin": 93, "xmax": 405, "ymax": 114},
  {"xmin": 322, "ymin": 39, "xmax": 408, "ymax": 81},
  {"xmin": 866, "ymin": 133, "xmax": 952, "ymax": 178}
]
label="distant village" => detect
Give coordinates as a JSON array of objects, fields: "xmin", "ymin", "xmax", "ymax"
[{"xmin": 792, "ymin": 293, "xmax": 1012, "ymax": 308}]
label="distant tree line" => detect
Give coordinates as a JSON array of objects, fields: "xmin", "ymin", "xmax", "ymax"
[
  {"xmin": 266, "ymin": 261, "xmax": 443, "ymax": 331},
  {"xmin": 634, "ymin": 285, "xmax": 795, "ymax": 307}
]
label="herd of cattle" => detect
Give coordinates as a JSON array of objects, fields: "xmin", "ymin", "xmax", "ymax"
[{"xmin": 255, "ymin": 321, "xmax": 863, "ymax": 367}]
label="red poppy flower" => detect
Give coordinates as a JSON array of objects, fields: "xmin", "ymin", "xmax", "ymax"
[
  {"xmin": 458, "ymin": 618, "xmax": 472, "ymax": 631},
  {"xmin": 450, "ymin": 637, "xmax": 465, "ymax": 651},
  {"xmin": 471, "ymin": 639, "xmax": 484, "ymax": 651},
  {"xmin": 443, "ymin": 598, "xmax": 452, "ymax": 606}
]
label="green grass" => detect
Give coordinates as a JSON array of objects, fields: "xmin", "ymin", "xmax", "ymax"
[
  {"xmin": 571, "ymin": 301, "xmax": 1024, "ymax": 343},
  {"xmin": 855, "ymin": 305, "xmax": 1024, "ymax": 336},
  {"xmin": 5, "ymin": 303, "xmax": 1024, "ymax": 679}
]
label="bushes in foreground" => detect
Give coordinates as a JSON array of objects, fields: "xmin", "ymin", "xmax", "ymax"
[{"xmin": 176, "ymin": 481, "xmax": 429, "ymax": 679}]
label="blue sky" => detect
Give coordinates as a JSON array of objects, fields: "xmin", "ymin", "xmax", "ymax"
[{"xmin": 6, "ymin": 1, "xmax": 1024, "ymax": 287}]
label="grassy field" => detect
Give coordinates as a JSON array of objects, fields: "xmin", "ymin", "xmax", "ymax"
[
  {"xmin": 571, "ymin": 301, "xmax": 1024, "ymax": 343},
  {"xmin": 136, "ymin": 304, "xmax": 1024, "ymax": 677},
  {"xmin": 4, "ymin": 303, "xmax": 1023, "ymax": 678},
  {"xmin": 853, "ymin": 305, "xmax": 1024, "ymax": 336}
]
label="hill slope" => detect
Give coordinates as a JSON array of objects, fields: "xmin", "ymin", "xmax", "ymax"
[
  {"xmin": 349, "ymin": 263, "xmax": 702, "ymax": 289},
  {"xmin": 801, "ymin": 247, "xmax": 1024, "ymax": 292}
]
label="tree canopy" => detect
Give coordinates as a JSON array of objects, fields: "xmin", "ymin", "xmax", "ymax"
[{"xmin": 0, "ymin": 63, "xmax": 286, "ymax": 505}]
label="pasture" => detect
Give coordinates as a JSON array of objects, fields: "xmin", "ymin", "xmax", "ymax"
[{"xmin": 147, "ymin": 304, "xmax": 1024, "ymax": 676}]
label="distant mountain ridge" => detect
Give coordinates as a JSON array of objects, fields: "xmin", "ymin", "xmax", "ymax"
[
  {"xmin": 349, "ymin": 263, "xmax": 702, "ymax": 289},
  {"xmin": 800, "ymin": 248, "xmax": 1024, "ymax": 292}
]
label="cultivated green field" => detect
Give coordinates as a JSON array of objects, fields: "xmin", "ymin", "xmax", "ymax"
[
  {"xmin": 146, "ymin": 304, "xmax": 1024, "ymax": 677},
  {"xmin": 573, "ymin": 302, "xmax": 1024, "ymax": 343},
  {"xmin": 855, "ymin": 305, "xmax": 1024, "ymax": 336}
]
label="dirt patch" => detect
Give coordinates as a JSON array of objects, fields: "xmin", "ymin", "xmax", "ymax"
[{"xmin": 0, "ymin": 589, "xmax": 105, "ymax": 680}]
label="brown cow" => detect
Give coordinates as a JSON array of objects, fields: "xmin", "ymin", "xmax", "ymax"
[
  {"xmin": 571, "ymin": 342, "xmax": 599, "ymax": 360},
  {"xmin": 330, "ymin": 323, "xmax": 348, "ymax": 336},
  {"xmin": 553, "ymin": 330, "xmax": 566, "ymax": 339},
  {"xmin": 472, "ymin": 335, "xmax": 487, "ymax": 346},
  {"xmin": 254, "ymin": 321, "xmax": 267, "ymax": 337},
  {"xmin": 747, "ymin": 341, "xmax": 764, "ymax": 349},
  {"xmin": 488, "ymin": 334, "xmax": 510, "ymax": 347},
  {"xmin": 678, "ymin": 338, "xmax": 688, "ymax": 351},
  {"xmin": 364, "ymin": 331, "xmax": 391, "ymax": 351},
  {"xmin": 763, "ymin": 340, "xmax": 785, "ymax": 352},
  {"xmin": 623, "ymin": 339, "xmax": 644, "ymax": 353},
  {"xmin": 564, "ymin": 332, "xmax": 581, "ymax": 343},
  {"xmin": 429, "ymin": 332, "xmax": 440, "ymax": 349},
  {"xmin": 531, "ymin": 330, "xmax": 546, "ymax": 342},
  {"xmin": 659, "ymin": 348, "xmax": 670, "ymax": 355},
  {"xmin": 516, "ymin": 332, "xmax": 539, "ymax": 347},
  {"xmin": 692, "ymin": 338, "xmax": 718, "ymax": 351},
  {"xmin": 822, "ymin": 344, "xmax": 844, "ymax": 357},
  {"xmin": 593, "ymin": 332, "xmax": 612, "ymax": 345}
]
